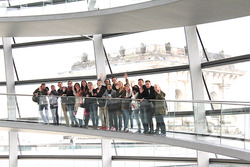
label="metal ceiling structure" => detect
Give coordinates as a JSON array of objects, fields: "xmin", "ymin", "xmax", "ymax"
[{"xmin": 0, "ymin": 0, "xmax": 249, "ymax": 37}]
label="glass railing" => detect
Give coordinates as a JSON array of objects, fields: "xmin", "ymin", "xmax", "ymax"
[
  {"xmin": 0, "ymin": 0, "xmax": 152, "ymax": 17},
  {"xmin": 0, "ymin": 93, "xmax": 249, "ymax": 151}
]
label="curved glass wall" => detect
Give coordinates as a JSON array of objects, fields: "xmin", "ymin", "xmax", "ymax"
[
  {"xmin": 12, "ymin": 41, "xmax": 96, "ymax": 80},
  {"xmin": 197, "ymin": 16, "xmax": 250, "ymax": 62},
  {"xmin": 103, "ymin": 28, "xmax": 187, "ymax": 73}
]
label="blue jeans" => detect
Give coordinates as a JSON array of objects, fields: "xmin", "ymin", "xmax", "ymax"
[
  {"xmin": 155, "ymin": 115, "xmax": 166, "ymax": 134},
  {"xmin": 90, "ymin": 103, "xmax": 98, "ymax": 126},
  {"xmin": 50, "ymin": 107, "xmax": 59, "ymax": 125},
  {"xmin": 133, "ymin": 109, "xmax": 141, "ymax": 130},
  {"xmin": 39, "ymin": 104, "xmax": 49, "ymax": 123},
  {"xmin": 123, "ymin": 110, "xmax": 129, "ymax": 129},
  {"xmin": 140, "ymin": 105, "xmax": 150, "ymax": 132},
  {"xmin": 67, "ymin": 104, "xmax": 78, "ymax": 126}
]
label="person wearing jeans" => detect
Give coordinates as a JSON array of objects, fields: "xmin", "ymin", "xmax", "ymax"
[
  {"xmin": 154, "ymin": 84, "xmax": 167, "ymax": 136},
  {"xmin": 131, "ymin": 85, "xmax": 141, "ymax": 132},
  {"xmin": 49, "ymin": 85, "xmax": 59, "ymax": 125},
  {"xmin": 66, "ymin": 81, "xmax": 78, "ymax": 127},
  {"xmin": 33, "ymin": 83, "xmax": 49, "ymax": 124},
  {"xmin": 121, "ymin": 83, "xmax": 132, "ymax": 132}
]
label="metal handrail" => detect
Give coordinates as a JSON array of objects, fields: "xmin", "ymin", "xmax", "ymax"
[{"xmin": 1, "ymin": 92, "xmax": 250, "ymax": 106}]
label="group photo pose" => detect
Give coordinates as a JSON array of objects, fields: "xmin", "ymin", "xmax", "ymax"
[{"xmin": 33, "ymin": 73, "xmax": 168, "ymax": 136}]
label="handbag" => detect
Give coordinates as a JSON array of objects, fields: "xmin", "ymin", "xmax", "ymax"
[
  {"xmin": 76, "ymin": 107, "xmax": 85, "ymax": 120},
  {"xmin": 32, "ymin": 95, "xmax": 38, "ymax": 103}
]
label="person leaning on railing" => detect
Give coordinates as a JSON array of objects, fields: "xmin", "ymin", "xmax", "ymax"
[
  {"xmin": 102, "ymin": 84, "xmax": 117, "ymax": 130},
  {"xmin": 57, "ymin": 81, "xmax": 70, "ymax": 127},
  {"xmin": 49, "ymin": 85, "xmax": 59, "ymax": 125},
  {"xmin": 33, "ymin": 83, "xmax": 50, "ymax": 124},
  {"xmin": 154, "ymin": 84, "xmax": 167, "ymax": 136},
  {"xmin": 65, "ymin": 80, "xmax": 78, "ymax": 127}
]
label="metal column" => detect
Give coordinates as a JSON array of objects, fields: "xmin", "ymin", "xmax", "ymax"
[
  {"xmin": 184, "ymin": 26, "xmax": 209, "ymax": 167},
  {"xmin": 93, "ymin": 34, "xmax": 107, "ymax": 81},
  {"xmin": 3, "ymin": 37, "xmax": 18, "ymax": 167},
  {"xmin": 101, "ymin": 139, "xmax": 112, "ymax": 167}
]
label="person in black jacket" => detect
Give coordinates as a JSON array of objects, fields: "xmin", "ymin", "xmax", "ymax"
[
  {"xmin": 33, "ymin": 83, "xmax": 49, "ymax": 124},
  {"xmin": 138, "ymin": 79, "xmax": 148, "ymax": 133},
  {"xmin": 57, "ymin": 81, "xmax": 70, "ymax": 127},
  {"xmin": 66, "ymin": 80, "xmax": 78, "ymax": 127},
  {"xmin": 95, "ymin": 79, "xmax": 106, "ymax": 129},
  {"xmin": 144, "ymin": 80, "xmax": 156, "ymax": 134}
]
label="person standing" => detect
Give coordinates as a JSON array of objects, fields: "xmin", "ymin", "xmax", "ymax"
[
  {"xmin": 121, "ymin": 83, "xmax": 132, "ymax": 132},
  {"xmin": 84, "ymin": 82, "xmax": 97, "ymax": 128},
  {"xmin": 138, "ymin": 79, "xmax": 149, "ymax": 133},
  {"xmin": 102, "ymin": 84, "xmax": 116, "ymax": 130},
  {"xmin": 66, "ymin": 80, "xmax": 78, "ymax": 127},
  {"xmin": 144, "ymin": 80, "xmax": 156, "ymax": 134},
  {"xmin": 73, "ymin": 82, "xmax": 83, "ymax": 127},
  {"xmin": 57, "ymin": 81, "xmax": 70, "ymax": 127},
  {"xmin": 95, "ymin": 79, "xmax": 107, "ymax": 129},
  {"xmin": 111, "ymin": 76, "xmax": 118, "ymax": 91},
  {"xmin": 116, "ymin": 81, "xmax": 125, "ymax": 131},
  {"xmin": 49, "ymin": 85, "xmax": 59, "ymax": 125},
  {"xmin": 33, "ymin": 83, "xmax": 49, "ymax": 124},
  {"xmin": 131, "ymin": 85, "xmax": 141, "ymax": 133},
  {"xmin": 154, "ymin": 84, "xmax": 167, "ymax": 136}
]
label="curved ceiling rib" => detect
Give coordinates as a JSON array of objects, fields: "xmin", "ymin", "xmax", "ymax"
[
  {"xmin": 0, "ymin": 0, "xmax": 249, "ymax": 37},
  {"xmin": 0, "ymin": 120, "xmax": 250, "ymax": 161}
]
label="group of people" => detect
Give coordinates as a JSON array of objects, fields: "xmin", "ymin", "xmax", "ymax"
[{"xmin": 33, "ymin": 73, "xmax": 168, "ymax": 136}]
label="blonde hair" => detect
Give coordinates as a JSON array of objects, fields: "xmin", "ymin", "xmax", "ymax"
[{"xmin": 118, "ymin": 81, "xmax": 124, "ymax": 91}]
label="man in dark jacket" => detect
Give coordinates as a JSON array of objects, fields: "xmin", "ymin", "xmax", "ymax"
[
  {"xmin": 66, "ymin": 80, "xmax": 78, "ymax": 127},
  {"xmin": 33, "ymin": 83, "xmax": 49, "ymax": 124},
  {"xmin": 57, "ymin": 81, "xmax": 70, "ymax": 126},
  {"xmin": 138, "ymin": 79, "xmax": 148, "ymax": 133},
  {"xmin": 95, "ymin": 79, "xmax": 106, "ymax": 129},
  {"xmin": 144, "ymin": 80, "xmax": 156, "ymax": 134}
]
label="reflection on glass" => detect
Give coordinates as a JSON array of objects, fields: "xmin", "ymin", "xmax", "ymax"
[
  {"xmin": 103, "ymin": 28, "xmax": 187, "ymax": 73},
  {"xmin": 202, "ymin": 61, "xmax": 250, "ymax": 101}
]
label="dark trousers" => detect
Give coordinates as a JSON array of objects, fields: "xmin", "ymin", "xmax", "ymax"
[
  {"xmin": 109, "ymin": 110, "xmax": 118, "ymax": 130},
  {"xmin": 155, "ymin": 114, "xmax": 166, "ymax": 134}
]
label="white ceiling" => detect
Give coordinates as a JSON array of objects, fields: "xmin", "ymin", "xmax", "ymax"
[{"xmin": 0, "ymin": 0, "xmax": 249, "ymax": 37}]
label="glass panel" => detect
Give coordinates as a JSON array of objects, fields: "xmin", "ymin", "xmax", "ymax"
[
  {"xmin": 18, "ymin": 132, "xmax": 102, "ymax": 155},
  {"xmin": 112, "ymin": 161, "xmax": 196, "ymax": 167},
  {"xmin": 18, "ymin": 159, "xmax": 101, "ymax": 167},
  {"xmin": 113, "ymin": 140, "xmax": 196, "ymax": 157},
  {"xmin": 197, "ymin": 16, "xmax": 250, "ymax": 60},
  {"xmin": 0, "ymin": 93, "xmax": 249, "ymax": 152},
  {"xmin": 0, "ymin": 160, "xmax": 8, "ymax": 166},
  {"xmin": 103, "ymin": 28, "xmax": 187, "ymax": 73},
  {"xmin": 12, "ymin": 41, "xmax": 96, "ymax": 80},
  {"xmin": 0, "ymin": 132, "xmax": 8, "ymax": 155},
  {"xmin": 0, "ymin": 50, "xmax": 6, "ymax": 82},
  {"xmin": 202, "ymin": 61, "xmax": 250, "ymax": 101}
]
